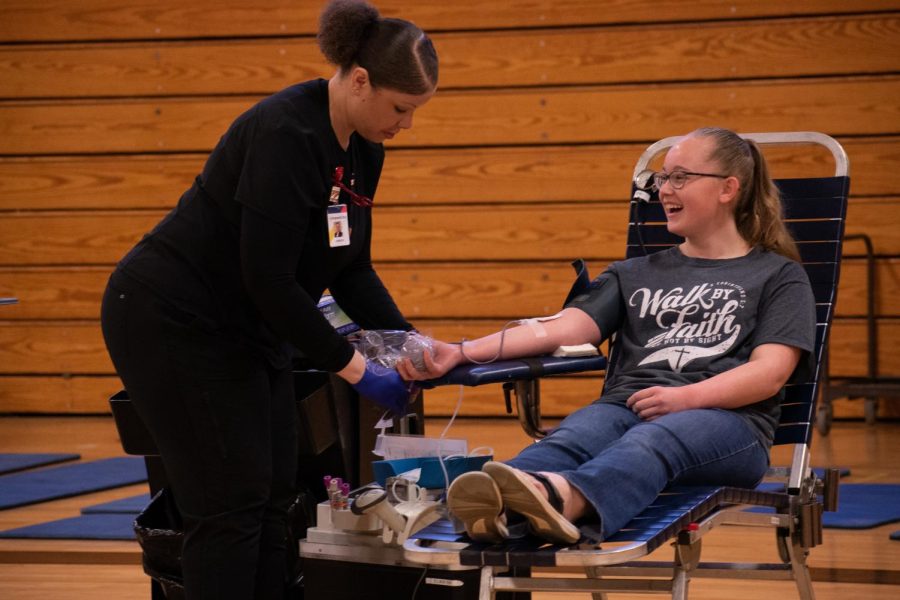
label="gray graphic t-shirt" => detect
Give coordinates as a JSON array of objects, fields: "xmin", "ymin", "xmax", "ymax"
[{"xmin": 567, "ymin": 246, "xmax": 816, "ymax": 446}]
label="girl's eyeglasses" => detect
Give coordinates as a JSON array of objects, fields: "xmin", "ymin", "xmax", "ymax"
[{"xmin": 651, "ymin": 170, "xmax": 728, "ymax": 191}]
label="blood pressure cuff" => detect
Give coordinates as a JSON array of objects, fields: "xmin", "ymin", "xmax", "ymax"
[{"xmin": 564, "ymin": 271, "xmax": 624, "ymax": 342}]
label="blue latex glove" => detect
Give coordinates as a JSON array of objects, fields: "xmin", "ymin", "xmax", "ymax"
[{"xmin": 351, "ymin": 361, "xmax": 413, "ymax": 415}]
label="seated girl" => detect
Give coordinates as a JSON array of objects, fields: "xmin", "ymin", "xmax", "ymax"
[{"xmin": 398, "ymin": 127, "xmax": 816, "ymax": 544}]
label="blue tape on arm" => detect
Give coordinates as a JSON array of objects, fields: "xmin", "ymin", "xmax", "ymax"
[{"xmin": 564, "ymin": 271, "xmax": 624, "ymax": 342}]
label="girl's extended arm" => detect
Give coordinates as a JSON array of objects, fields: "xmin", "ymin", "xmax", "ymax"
[{"xmin": 397, "ymin": 307, "xmax": 601, "ymax": 380}]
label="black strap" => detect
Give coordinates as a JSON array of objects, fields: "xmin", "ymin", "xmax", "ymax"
[
  {"xmin": 520, "ymin": 357, "xmax": 546, "ymax": 378},
  {"xmin": 526, "ymin": 471, "xmax": 564, "ymax": 513}
]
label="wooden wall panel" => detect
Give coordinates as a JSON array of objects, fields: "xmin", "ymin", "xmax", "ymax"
[
  {"xmin": 0, "ymin": 0, "xmax": 320, "ymax": 43},
  {"xmin": 434, "ymin": 15, "xmax": 900, "ymax": 87},
  {"xmin": 3, "ymin": 1, "xmax": 898, "ymax": 42},
  {"xmin": 4, "ymin": 15, "xmax": 898, "ymax": 98},
  {"xmin": 4, "ymin": 370, "xmax": 899, "ymax": 417},
  {"xmin": 0, "ymin": 41, "xmax": 330, "ymax": 99},
  {"xmin": 0, "ymin": 137, "xmax": 896, "ymax": 211},
  {"xmin": 3, "ymin": 77, "xmax": 899, "ymax": 155},
  {"xmin": 0, "ymin": 371, "xmax": 602, "ymax": 416},
  {"xmin": 0, "ymin": 376, "xmax": 121, "ymax": 413},
  {"xmin": 1, "ymin": 4, "xmax": 897, "ymax": 415},
  {"xmin": 4, "ymin": 200, "xmax": 899, "ymax": 267},
  {"xmin": 0, "ymin": 98, "xmax": 249, "ymax": 155},
  {"xmin": 1, "ymin": 258, "xmax": 898, "ymax": 323},
  {"xmin": 383, "ymin": 260, "xmax": 900, "ymax": 319},
  {"xmin": 0, "ymin": 211, "xmax": 159, "ymax": 266},
  {"xmin": 0, "ymin": 322, "xmax": 108, "ymax": 374},
  {"xmin": 0, "ymin": 0, "xmax": 900, "ymax": 42},
  {"xmin": 0, "ymin": 155, "xmax": 205, "ymax": 210},
  {"xmin": 387, "ymin": 138, "xmax": 899, "ymax": 203},
  {"xmin": 844, "ymin": 198, "xmax": 900, "ymax": 256},
  {"xmin": 834, "ymin": 260, "xmax": 900, "ymax": 317},
  {"xmin": 400, "ymin": 78, "xmax": 900, "ymax": 147},
  {"xmin": 826, "ymin": 321, "xmax": 900, "ymax": 379},
  {"xmin": 5, "ymin": 370, "xmax": 894, "ymax": 417},
  {"xmin": 1, "ymin": 318, "xmax": 897, "ymax": 378},
  {"xmin": 371, "ymin": 200, "xmax": 900, "ymax": 260},
  {"xmin": 0, "ymin": 268, "xmax": 109, "ymax": 320},
  {"xmin": 0, "ymin": 318, "xmax": 896, "ymax": 414}
]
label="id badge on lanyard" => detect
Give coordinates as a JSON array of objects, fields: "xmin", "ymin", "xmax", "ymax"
[
  {"xmin": 327, "ymin": 203, "xmax": 350, "ymax": 248},
  {"xmin": 328, "ymin": 165, "xmax": 351, "ymax": 247},
  {"xmin": 327, "ymin": 163, "xmax": 372, "ymax": 247}
]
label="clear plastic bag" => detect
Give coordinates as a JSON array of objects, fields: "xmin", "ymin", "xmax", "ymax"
[{"xmin": 352, "ymin": 330, "xmax": 434, "ymax": 371}]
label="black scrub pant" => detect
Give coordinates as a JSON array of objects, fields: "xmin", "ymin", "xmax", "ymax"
[{"xmin": 101, "ymin": 270, "xmax": 298, "ymax": 600}]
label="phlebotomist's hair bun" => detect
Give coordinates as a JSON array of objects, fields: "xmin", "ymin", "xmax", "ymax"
[
  {"xmin": 317, "ymin": 0, "xmax": 380, "ymax": 71},
  {"xmin": 317, "ymin": 0, "xmax": 438, "ymax": 95}
]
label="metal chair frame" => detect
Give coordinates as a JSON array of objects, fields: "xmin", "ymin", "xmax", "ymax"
[{"xmin": 817, "ymin": 232, "xmax": 900, "ymax": 433}]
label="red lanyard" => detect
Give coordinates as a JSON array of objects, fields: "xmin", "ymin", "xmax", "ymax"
[{"xmin": 332, "ymin": 166, "xmax": 373, "ymax": 207}]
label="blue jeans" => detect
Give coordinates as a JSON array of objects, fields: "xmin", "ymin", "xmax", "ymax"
[{"xmin": 506, "ymin": 401, "xmax": 768, "ymax": 539}]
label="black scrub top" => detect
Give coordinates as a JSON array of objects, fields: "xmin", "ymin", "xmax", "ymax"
[{"xmin": 117, "ymin": 78, "xmax": 412, "ymax": 371}]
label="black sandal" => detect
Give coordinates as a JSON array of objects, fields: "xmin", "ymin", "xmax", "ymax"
[
  {"xmin": 527, "ymin": 471, "xmax": 565, "ymax": 513},
  {"xmin": 482, "ymin": 461, "xmax": 581, "ymax": 544}
]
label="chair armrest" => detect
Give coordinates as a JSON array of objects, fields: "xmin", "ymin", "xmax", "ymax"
[{"xmin": 420, "ymin": 355, "xmax": 607, "ymax": 388}]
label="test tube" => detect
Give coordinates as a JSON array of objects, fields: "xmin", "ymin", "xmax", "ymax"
[{"xmin": 340, "ymin": 482, "xmax": 350, "ymax": 509}]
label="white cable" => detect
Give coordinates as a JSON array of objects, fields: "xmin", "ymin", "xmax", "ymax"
[
  {"xmin": 468, "ymin": 446, "xmax": 494, "ymax": 457},
  {"xmin": 436, "ymin": 384, "xmax": 465, "ymax": 491}
]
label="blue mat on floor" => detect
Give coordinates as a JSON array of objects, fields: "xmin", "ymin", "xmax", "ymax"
[
  {"xmin": 0, "ymin": 453, "xmax": 80, "ymax": 475},
  {"xmin": 81, "ymin": 493, "xmax": 150, "ymax": 514},
  {"xmin": 0, "ymin": 492, "xmax": 150, "ymax": 540},
  {"xmin": 823, "ymin": 484, "xmax": 900, "ymax": 529},
  {"xmin": 749, "ymin": 483, "xmax": 900, "ymax": 529},
  {"xmin": 891, "ymin": 530, "xmax": 900, "ymax": 541},
  {"xmin": 0, "ymin": 513, "xmax": 137, "ymax": 540},
  {"xmin": 0, "ymin": 457, "xmax": 147, "ymax": 510}
]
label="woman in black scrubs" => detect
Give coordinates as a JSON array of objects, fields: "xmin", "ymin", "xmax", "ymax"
[{"xmin": 100, "ymin": 1, "xmax": 437, "ymax": 597}]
